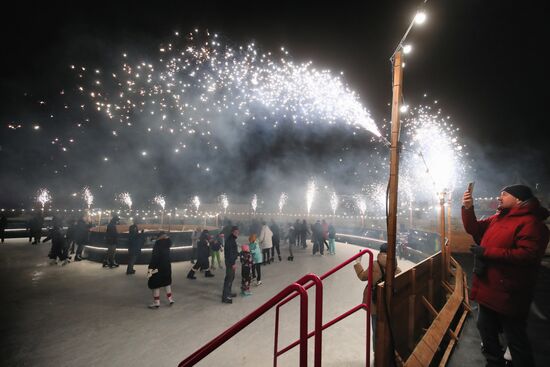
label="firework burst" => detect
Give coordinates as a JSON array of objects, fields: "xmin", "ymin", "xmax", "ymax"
[
  {"xmin": 82, "ymin": 186, "xmax": 94, "ymax": 209},
  {"xmin": 306, "ymin": 180, "xmax": 316, "ymax": 214},
  {"xmin": 192, "ymin": 196, "xmax": 200, "ymax": 212},
  {"xmin": 330, "ymin": 191, "xmax": 338, "ymax": 215},
  {"xmin": 251, "ymin": 194, "xmax": 258, "ymax": 213},
  {"xmin": 218, "ymin": 193, "xmax": 229, "ymax": 213},
  {"xmin": 278, "ymin": 192, "xmax": 288, "ymax": 213},
  {"xmin": 154, "ymin": 195, "xmax": 166, "ymax": 210},
  {"xmin": 36, "ymin": 188, "xmax": 51, "ymax": 210},
  {"xmin": 117, "ymin": 192, "xmax": 133, "ymax": 209}
]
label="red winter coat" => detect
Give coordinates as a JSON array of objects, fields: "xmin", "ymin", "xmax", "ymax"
[{"xmin": 462, "ymin": 198, "xmax": 549, "ymax": 317}]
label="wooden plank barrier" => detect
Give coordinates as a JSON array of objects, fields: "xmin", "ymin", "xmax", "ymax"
[{"xmin": 375, "ymin": 252, "xmax": 470, "ymax": 367}]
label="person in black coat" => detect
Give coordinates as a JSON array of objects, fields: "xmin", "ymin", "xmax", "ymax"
[
  {"xmin": 0, "ymin": 215, "xmax": 7, "ymax": 243},
  {"xmin": 270, "ymin": 219, "xmax": 281, "ymax": 262},
  {"xmin": 42, "ymin": 218, "xmax": 69, "ymax": 265},
  {"xmin": 147, "ymin": 232, "xmax": 174, "ymax": 308},
  {"xmin": 187, "ymin": 229, "xmax": 215, "ymax": 279},
  {"xmin": 126, "ymin": 221, "xmax": 143, "ymax": 274},
  {"xmin": 30, "ymin": 213, "xmax": 44, "ymax": 245},
  {"xmin": 103, "ymin": 215, "xmax": 120, "ymax": 268},
  {"xmin": 300, "ymin": 219, "xmax": 308, "ymax": 249},
  {"xmin": 312, "ymin": 220, "xmax": 323, "ymax": 255},
  {"xmin": 222, "ymin": 226, "xmax": 240, "ymax": 303},
  {"xmin": 74, "ymin": 217, "xmax": 91, "ymax": 261}
]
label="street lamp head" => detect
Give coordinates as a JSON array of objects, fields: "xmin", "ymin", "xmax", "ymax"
[
  {"xmin": 403, "ymin": 44, "xmax": 413, "ymax": 54},
  {"xmin": 414, "ymin": 11, "xmax": 427, "ymax": 25}
]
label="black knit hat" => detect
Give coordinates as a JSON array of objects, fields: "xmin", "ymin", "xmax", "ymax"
[{"xmin": 502, "ymin": 184, "xmax": 534, "ymax": 201}]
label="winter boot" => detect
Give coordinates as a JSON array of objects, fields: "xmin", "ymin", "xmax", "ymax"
[
  {"xmin": 167, "ymin": 293, "xmax": 175, "ymax": 305},
  {"xmin": 187, "ymin": 269, "xmax": 197, "ymax": 279},
  {"xmin": 148, "ymin": 300, "xmax": 160, "ymax": 309}
]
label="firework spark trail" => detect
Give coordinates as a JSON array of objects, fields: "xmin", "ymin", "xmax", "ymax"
[
  {"xmin": 354, "ymin": 194, "xmax": 367, "ymax": 216},
  {"xmin": 219, "ymin": 193, "xmax": 229, "ymax": 213},
  {"xmin": 117, "ymin": 192, "xmax": 133, "ymax": 209},
  {"xmin": 306, "ymin": 180, "xmax": 316, "ymax": 214},
  {"xmin": 401, "ymin": 105, "xmax": 466, "ymax": 197},
  {"xmin": 278, "ymin": 192, "xmax": 288, "ymax": 213},
  {"xmin": 330, "ymin": 191, "xmax": 338, "ymax": 215},
  {"xmin": 363, "ymin": 184, "xmax": 386, "ymax": 212},
  {"xmin": 251, "ymin": 194, "xmax": 258, "ymax": 213},
  {"xmin": 74, "ymin": 30, "xmax": 381, "ymax": 155},
  {"xmin": 37, "ymin": 188, "xmax": 51, "ymax": 210},
  {"xmin": 154, "ymin": 195, "xmax": 166, "ymax": 210},
  {"xmin": 192, "ymin": 196, "xmax": 200, "ymax": 211},
  {"xmin": 82, "ymin": 187, "xmax": 94, "ymax": 209}
]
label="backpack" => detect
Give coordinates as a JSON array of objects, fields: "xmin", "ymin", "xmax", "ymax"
[{"xmin": 371, "ymin": 261, "xmax": 385, "ymax": 304}]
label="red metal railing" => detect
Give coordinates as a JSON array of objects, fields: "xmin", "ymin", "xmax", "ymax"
[
  {"xmin": 178, "ymin": 248, "xmax": 374, "ymax": 366},
  {"xmin": 178, "ymin": 282, "xmax": 310, "ymax": 367},
  {"xmin": 274, "ymin": 249, "xmax": 374, "ymax": 367}
]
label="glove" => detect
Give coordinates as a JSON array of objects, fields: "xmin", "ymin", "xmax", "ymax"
[{"xmin": 469, "ymin": 245, "xmax": 485, "ymax": 257}]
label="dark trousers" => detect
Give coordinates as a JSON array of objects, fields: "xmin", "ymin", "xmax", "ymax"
[
  {"xmin": 300, "ymin": 233, "xmax": 307, "ymax": 248},
  {"xmin": 75, "ymin": 243, "xmax": 85, "ymax": 257},
  {"xmin": 288, "ymin": 239, "xmax": 295, "ymax": 257},
  {"xmin": 241, "ymin": 266, "xmax": 251, "ymax": 292},
  {"xmin": 271, "ymin": 238, "xmax": 280, "ymax": 259},
  {"xmin": 104, "ymin": 245, "xmax": 117, "ymax": 265},
  {"xmin": 262, "ymin": 249, "xmax": 271, "ymax": 264},
  {"xmin": 222, "ymin": 264, "xmax": 235, "ymax": 300},
  {"xmin": 477, "ymin": 304, "xmax": 535, "ymax": 367},
  {"xmin": 126, "ymin": 252, "xmax": 138, "ymax": 273},
  {"xmin": 252, "ymin": 263, "xmax": 261, "ymax": 281},
  {"xmin": 31, "ymin": 231, "xmax": 41, "ymax": 244},
  {"xmin": 312, "ymin": 239, "xmax": 324, "ymax": 255}
]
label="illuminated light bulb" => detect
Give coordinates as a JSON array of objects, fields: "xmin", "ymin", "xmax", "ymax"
[{"xmin": 414, "ymin": 11, "xmax": 427, "ymax": 25}]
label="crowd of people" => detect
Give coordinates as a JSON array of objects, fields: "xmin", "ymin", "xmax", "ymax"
[
  {"xmin": 7, "ymin": 213, "xmax": 339, "ymax": 308},
  {"xmin": 2, "ymin": 182, "xmax": 549, "ymax": 365}
]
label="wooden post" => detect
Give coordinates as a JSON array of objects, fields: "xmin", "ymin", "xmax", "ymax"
[
  {"xmin": 446, "ymin": 195, "xmax": 452, "ymax": 247},
  {"xmin": 376, "ymin": 49, "xmax": 404, "ymax": 367},
  {"xmin": 408, "ymin": 268, "xmax": 417, "ymax": 351},
  {"xmin": 439, "ymin": 192, "xmax": 447, "ymax": 282}
]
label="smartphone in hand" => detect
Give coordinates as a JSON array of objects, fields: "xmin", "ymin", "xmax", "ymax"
[{"xmin": 467, "ymin": 182, "xmax": 474, "ymax": 195}]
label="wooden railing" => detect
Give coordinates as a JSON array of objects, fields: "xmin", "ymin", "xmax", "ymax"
[{"xmin": 375, "ymin": 252, "xmax": 470, "ymax": 367}]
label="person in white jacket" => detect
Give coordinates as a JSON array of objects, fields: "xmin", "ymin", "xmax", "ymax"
[{"xmin": 258, "ymin": 221, "xmax": 273, "ymax": 265}]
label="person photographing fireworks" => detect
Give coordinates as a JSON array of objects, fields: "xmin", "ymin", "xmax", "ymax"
[{"xmin": 462, "ymin": 184, "xmax": 549, "ymax": 367}]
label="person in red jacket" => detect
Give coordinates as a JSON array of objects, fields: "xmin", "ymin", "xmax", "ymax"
[{"xmin": 462, "ymin": 184, "xmax": 549, "ymax": 367}]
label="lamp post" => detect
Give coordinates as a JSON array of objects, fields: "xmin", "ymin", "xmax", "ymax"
[{"xmin": 376, "ymin": 6, "xmax": 428, "ymax": 367}]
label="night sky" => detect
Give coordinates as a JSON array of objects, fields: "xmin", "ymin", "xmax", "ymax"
[{"xmin": 1, "ymin": 0, "xmax": 549, "ymax": 209}]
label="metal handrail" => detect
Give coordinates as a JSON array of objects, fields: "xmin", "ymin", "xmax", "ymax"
[
  {"xmin": 274, "ymin": 249, "xmax": 374, "ymax": 367},
  {"xmin": 274, "ymin": 273, "xmax": 324, "ymax": 367},
  {"xmin": 178, "ymin": 283, "xmax": 310, "ymax": 367},
  {"xmin": 178, "ymin": 248, "xmax": 375, "ymax": 367}
]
